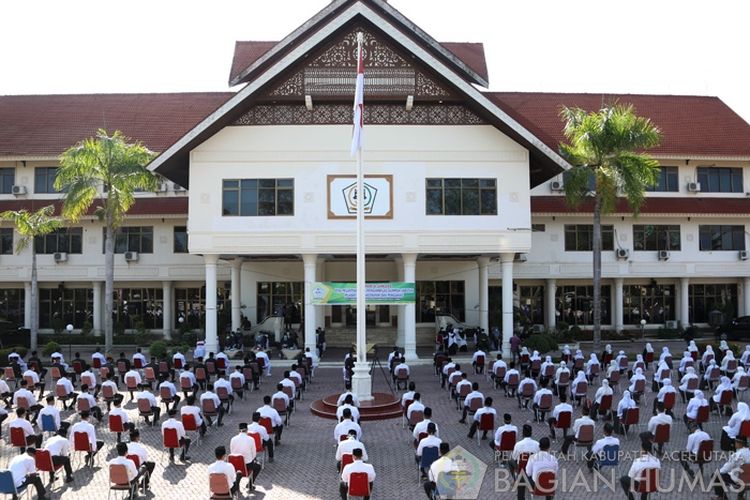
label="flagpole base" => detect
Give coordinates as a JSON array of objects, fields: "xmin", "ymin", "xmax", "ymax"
[{"xmin": 351, "ymin": 361, "xmax": 373, "ymax": 402}]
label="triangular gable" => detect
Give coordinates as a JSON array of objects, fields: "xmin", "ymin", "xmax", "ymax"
[{"xmin": 149, "ymin": 1, "xmax": 569, "ymax": 187}]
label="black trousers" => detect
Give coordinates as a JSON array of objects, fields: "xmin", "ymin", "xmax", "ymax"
[
  {"xmin": 144, "ymin": 406, "xmax": 161, "ymax": 424},
  {"xmin": 162, "ymin": 395, "xmax": 181, "ymax": 412},
  {"xmin": 16, "ymin": 473, "xmax": 45, "ymax": 499},
  {"xmin": 620, "ymin": 476, "xmax": 650, "ymax": 500},
  {"xmin": 22, "ymin": 433, "xmax": 43, "ymax": 452},
  {"xmin": 274, "ymin": 425, "xmax": 283, "ymax": 444},
  {"xmin": 339, "ymin": 481, "xmax": 372, "ymax": 500},
  {"xmin": 721, "ymin": 429, "xmax": 735, "ymax": 451},
  {"xmin": 115, "ymin": 422, "xmax": 136, "ymax": 443},
  {"xmin": 168, "ymin": 437, "xmax": 191, "ymax": 460},
  {"xmin": 424, "ymin": 480, "xmax": 436, "ymax": 499},
  {"xmin": 713, "ymin": 472, "xmax": 743, "ymax": 500},
  {"xmin": 245, "ymin": 461, "xmax": 261, "ymax": 482},
  {"xmin": 141, "ymin": 461, "xmax": 155, "ymax": 488},
  {"xmin": 264, "ymin": 439, "xmax": 275, "ymax": 459},
  {"xmin": 51, "ymin": 455, "xmax": 73, "ymax": 479}
]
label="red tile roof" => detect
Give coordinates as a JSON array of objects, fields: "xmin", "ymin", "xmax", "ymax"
[
  {"xmin": 531, "ymin": 196, "xmax": 750, "ymax": 215},
  {"xmin": 485, "ymin": 92, "xmax": 750, "ymax": 158},
  {"xmin": 228, "ymin": 41, "xmax": 488, "ymax": 85},
  {"xmin": 0, "ymin": 93, "xmax": 233, "ymax": 157},
  {"xmin": 0, "ymin": 197, "xmax": 188, "ymax": 217}
]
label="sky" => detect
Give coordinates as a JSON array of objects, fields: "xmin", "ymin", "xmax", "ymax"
[{"xmin": 1, "ymin": 0, "xmax": 749, "ymax": 123}]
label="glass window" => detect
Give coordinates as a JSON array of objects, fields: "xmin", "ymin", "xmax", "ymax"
[
  {"xmin": 103, "ymin": 227, "xmax": 153, "ymax": 253},
  {"xmin": 633, "ymin": 225, "xmax": 681, "ymax": 251},
  {"xmin": 699, "ymin": 225, "xmax": 745, "ymax": 251},
  {"xmin": 173, "ymin": 226, "xmax": 188, "ymax": 253},
  {"xmin": 39, "ymin": 288, "xmax": 93, "ymax": 329},
  {"xmin": 623, "ymin": 284, "xmax": 675, "ymax": 324},
  {"xmin": 689, "ymin": 284, "xmax": 738, "ymax": 323},
  {"xmin": 518, "ymin": 286, "xmax": 545, "ymax": 325},
  {"xmin": 174, "ymin": 286, "xmax": 230, "ymax": 329},
  {"xmin": 0, "ymin": 289, "xmax": 24, "ymax": 324},
  {"xmin": 0, "ymin": 169, "xmax": 14, "ymax": 194},
  {"xmin": 256, "ymin": 282, "xmax": 303, "ymax": 324},
  {"xmin": 0, "ymin": 229, "xmax": 12, "ymax": 255},
  {"xmin": 424, "ymin": 178, "xmax": 497, "ymax": 215},
  {"xmin": 646, "ymin": 167, "xmax": 679, "ymax": 192},
  {"xmin": 416, "ymin": 281, "xmax": 465, "ymax": 322},
  {"xmin": 112, "ymin": 288, "xmax": 164, "ymax": 330},
  {"xmin": 697, "ymin": 167, "xmax": 743, "ymax": 193},
  {"xmin": 564, "ymin": 225, "xmax": 614, "ymax": 251},
  {"xmin": 34, "ymin": 167, "xmax": 59, "ymax": 193},
  {"xmin": 222, "ymin": 178, "xmax": 293, "ymax": 216},
  {"xmin": 555, "ymin": 285, "xmax": 611, "ymax": 325},
  {"xmin": 34, "ymin": 228, "xmax": 82, "ymax": 254}
]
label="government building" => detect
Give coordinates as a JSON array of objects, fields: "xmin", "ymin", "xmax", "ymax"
[{"xmin": 1, "ymin": 0, "xmax": 749, "ymax": 358}]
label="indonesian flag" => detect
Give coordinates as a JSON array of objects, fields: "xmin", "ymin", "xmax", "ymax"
[{"xmin": 350, "ymin": 40, "xmax": 364, "ymax": 156}]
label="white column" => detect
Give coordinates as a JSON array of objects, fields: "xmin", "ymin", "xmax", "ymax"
[
  {"xmin": 680, "ymin": 278, "xmax": 690, "ymax": 328},
  {"xmin": 162, "ymin": 281, "xmax": 173, "ymax": 340},
  {"xmin": 23, "ymin": 282, "xmax": 31, "ymax": 329},
  {"xmin": 500, "ymin": 253, "xmax": 514, "ymax": 358},
  {"xmin": 477, "ymin": 257, "xmax": 490, "ymax": 333},
  {"xmin": 614, "ymin": 278, "xmax": 624, "ymax": 333},
  {"xmin": 92, "ymin": 281, "xmax": 102, "ymax": 336},
  {"xmin": 744, "ymin": 278, "xmax": 750, "ymax": 318},
  {"xmin": 545, "ymin": 278, "xmax": 557, "ymax": 331},
  {"xmin": 230, "ymin": 259, "xmax": 242, "ymax": 333},
  {"xmin": 394, "ymin": 256, "xmax": 405, "ymax": 348},
  {"xmin": 204, "ymin": 254, "xmax": 219, "ymax": 354},
  {"xmin": 316, "ymin": 257, "xmax": 326, "ymax": 330},
  {"xmin": 402, "ymin": 253, "xmax": 418, "ymax": 361},
  {"xmin": 302, "ymin": 254, "xmax": 318, "ymax": 353}
]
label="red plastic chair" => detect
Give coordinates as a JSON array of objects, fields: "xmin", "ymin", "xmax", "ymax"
[
  {"xmin": 623, "ymin": 407, "xmax": 640, "ymax": 436},
  {"xmin": 73, "ymin": 431, "xmax": 94, "ymax": 468},
  {"xmin": 663, "ymin": 392, "xmax": 676, "ymax": 411},
  {"xmin": 696, "ymin": 439, "xmax": 714, "ymax": 475},
  {"xmin": 133, "ymin": 358, "xmax": 144, "ymax": 370},
  {"xmin": 532, "ymin": 470, "xmax": 557, "ymax": 497},
  {"xmin": 162, "ymin": 427, "xmax": 180, "ymax": 463},
  {"xmin": 715, "ymin": 390, "xmax": 734, "ymax": 416},
  {"xmin": 102, "ymin": 384, "xmax": 116, "ymax": 406},
  {"xmin": 109, "ymin": 463, "xmax": 138, "ymax": 499},
  {"xmin": 144, "ymin": 368, "xmax": 157, "ymax": 386},
  {"xmin": 741, "ymin": 420, "xmax": 750, "ymax": 439},
  {"xmin": 348, "ymin": 471, "xmax": 370, "ymax": 498},
  {"xmin": 76, "ymin": 397, "xmax": 91, "ymax": 413},
  {"xmin": 126, "ymin": 454, "xmax": 141, "ymax": 468},
  {"xmin": 259, "ymin": 416, "xmax": 273, "ymax": 436},
  {"xmin": 228, "ymin": 454, "xmax": 248, "ymax": 478},
  {"xmin": 109, "ymin": 414, "xmax": 125, "ymax": 438},
  {"xmin": 476, "ymin": 412, "xmax": 495, "ymax": 444},
  {"xmin": 249, "ymin": 431, "xmax": 265, "ymax": 467},
  {"xmin": 554, "ymin": 411, "xmax": 572, "ymax": 437},
  {"xmin": 92, "ymin": 358, "xmax": 102, "ymax": 370},
  {"xmin": 341, "ymin": 453, "xmax": 354, "ymax": 471},
  {"xmin": 35, "ymin": 448, "xmax": 63, "ymax": 485},
  {"xmin": 182, "ymin": 413, "xmax": 202, "ymax": 444},
  {"xmin": 498, "ymin": 431, "xmax": 516, "ymax": 452},
  {"xmin": 654, "ymin": 423, "xmax": 670, "ymax": 449},
  {"xmin": 695, "ymin": 405, "xmax": 709, "ymax": 427},
  {"xmin": 636, "ymin": 468, "xmax": 659, "ymax": 495},
  {"xmin": 598, "ymin": 394, "xmax": 613, "ymax": 418},
  {"xmin": 138, "ymin": 398, "xmax": 155, "ymax": 424},
  {"xmin": 208, "ymin": 472, "xmax": 233, "ymax": 499},
  {"xmin": 10, "ymin": 426, "xmax": 27, "ymax": 452},
  {"xmin": 273, "ymin": 397, "xmax": 289, "ymax": 425}
]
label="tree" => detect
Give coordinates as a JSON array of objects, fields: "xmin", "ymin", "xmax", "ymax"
[
  {"xmin": 559, "ymin": 104, "xmax": 661, "ymax": 351},
  {"xmin": 0, "ymin": 206, "xmax": 62, "ymax": 350},
  {"xmin": 56, "ymin": 129, "xmax": 157, "ymax": 353}
]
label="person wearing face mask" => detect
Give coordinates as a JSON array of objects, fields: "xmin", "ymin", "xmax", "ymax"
[{"xmin": 683, "ymin": 390, "xmax": 709, "ymax": 430}]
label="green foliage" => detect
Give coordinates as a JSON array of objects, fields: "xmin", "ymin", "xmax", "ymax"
[
  {"xmin": 81, "ymin": 321, "xmax": 93, "ymax": 336},
  {"xmin": 655, "ymin": 327, "xmax": 682, "ymax": 339},
  {"xmin": 524, "ymin": 333, "xmax": 558, "ymax": 354},
  {"xmin": 42, "ymin": 341, "xmax": 61, "ymax": 357},
  {"xmin": 181, "ymin": 331, "xmax": 198, "ymax": 347},
  {"xmin": 51, "ymin": 318, "xmax": 65, "ymax": 335},
  {"xmin": 170, "ymin": 344, "xmax": 189, "ymax": 356},
  {"xmin": 11, "ymin": 346, "xmax": 28, "ymax": 358},
  {"xmin": 148, "ymin": 341, "xmax": 168, "ymax": 360},
  {"xmin": 0, "ymin": 205, "xmax": 62, "ymax": 254}
]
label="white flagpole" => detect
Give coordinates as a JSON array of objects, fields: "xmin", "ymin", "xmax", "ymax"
[{"xmin": 355, "ymin": 31, "xmax": 366, "ymax": 367}]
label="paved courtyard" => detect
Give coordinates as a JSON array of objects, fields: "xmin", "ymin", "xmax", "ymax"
[{"xmin": 0, "ymin": 346, "xmax": 736, "ymax": 499}]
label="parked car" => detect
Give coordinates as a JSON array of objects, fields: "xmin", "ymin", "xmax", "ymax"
[{"xmin": 715, "ymin": 316, "xmax": 750, "ymax": 341}]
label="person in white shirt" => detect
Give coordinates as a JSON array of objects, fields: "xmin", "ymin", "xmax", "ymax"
[
  {"xmin": 493, "ymin": 413, "xmax": 518, "ymax": 453},
  {"xmin": 50, "ymin": 351, "xmax": 69, "ymax": 372},
  {"xmin": 79, "ymin": 367, "xmax": 99, "ymax": 398},
  {"xmin": 711, "ymin": 376, "xmax": 734, "ymax": 416},
  {"xmin": 453, "ymin": 373, "xmax": 472, "ymax": 408},
  {"xmin": 628, "ymin": 367, "xmax": 647, "ymax": 403},
  {"xmin": 162, "ymin": 409, "xmax": 191, "ymax": 462},
  {"xmin": 334, "ymin": 409, "xmax": 362, "ymax": 442},
  {"xmin": 215, "ymin": 351, "xmax": 230, "ymax": 375},
  {"xmin": 136, "ymin": 386, "xmax": 161, "ymax": 425},
  {"xmin": 467, "ymin": 397, "xmax": 496, "ymax": 440},
  {"xmin": 208, "ymin": 446, "xmax": 242, "ymax": 496},
  {"xmin": 561, "ymin": 406, "xmax": 595, "ymax": 455},
  {"xmin": 400, "ymin": 382, "xmax": 416, "ymax": 410},
  {"xmin": 126, "ymin": 430, "xmax": 154, "ymax": 490},
  {"xmin": 517, "ymin": 375, "xmax": 537, "ymax": 410},
  {"xmin": 272, "ymin": 383, "xmax": 292, "ymax": 423},
  {"xmin": 158, "ymin": 376, "xmax": 181, "ymax": 412},
  {"xmin": 532, "ymin": 379, "xmax": 555, "ymax": 423},
  {"xmin": 651, "ymin": 378, "xmax": 677, "ymax": 417},
  {"xmin": 230, "ymin": 423, "xmax": 261, "ymax": 491},
  {"xmin": 109, "ymin": 398, "xmax": 135, "ymax": 443},
  {"xmin": 615, "ymin": 351, "xmax": 628, "ymax": 373},
  {"xmin": 524, "ymin": 437, "xmax": 559, "ymax": 497},
  {"xmin": 248, "ymin": 411, "xmax": 274, "ymax": 462},
  {"xmin": 510, "ymin": 424, "xmax": 540, "ymax": 477},
  {"xmin": 214, "ymin": 376, "xmax": 235, "ymax": 412},
  {"xmin": 108, "ymin": 442, "xmax": 146, "ymax": 493},
  {"xmin": 722, "ymin": 402, "xmax": 750, "ymax": 451},
  {"xmin": 229, "ymin": 366, "xmax": 247, "ymax": 399},
  {"xmin": 257, "ymin": 395, "xmax": 284, "ymax": 444},
  {"xmin": 679, "ymin": 366, "xmax": 700, "ymax": 403},
  {"xmin": 10, "ymin": 408, "xmax": 43, "ymax": 451},
  {"xmin": 585, "ymin": 353, "xmax": 601, "ymax": 382},
  {"xmin": 280, "ymin": 371, "xmax": 297, "ymax": 405},
  {"xmin": 614, "ymin": 391, "xmax": 637, "ymax": 435},
  {"xmin": 679, "ymin": 421, "xmax": 711, "ymax": 478},
  {"xmin": 337, "ymin": 395, "xmax": 360, "ymax": 423},
  {"xmin": 678, "ymin": 351, "xmax": 693, "ymax": 377},
  {"xmin": 407, "ymin": 393, "xmax": 425, "ymax": 425},
  {"xmin": 569, "ymin": 370, "xmax": 588, "ymax": 407},
  {"xmin": 423, "ymin": 442, "xmax": 454, "ymax": 499},
  {"xmin": 491, "ymin": 355, "xmax": 508, "ymax": 388},
  {"xmin": 180, "ymin": 395, "xmax": 207, "ymax": 437},
  {"xmin": 703, "ymin": 359, "xmax": 719, "ymax": 389},
  {"xmin": 179, "ymin": 369, "xmax": 198, "ymax": 398},
  {"xmin": 336, "ymin": 429, "xmax": 368, "ymax": 470},
  {"xmin": 503, "ymin": 362, "xmax": 521, "ymax": 398},
  {"xmin": 123, "ymin": 368, "xmax": 142, "ymax": 400},
  {"xmin": 547, "ymin": 396, "xmax": 573, "ymax": 440},
  {"xmin": 8, "ymin": 448, "xmax": 47, "ymax": 499},
  {"xmin": 132, "ymin": 348, "xmax": 147, "ymax": 370},
  {"xmin": 683, "ymin": 390, "xmax": 709, "ymax": 429},
  {"xmin": 45, "ymin": 428, "xmax": 74, "ymax": 483},
  {"xmin": 101, "ymin": 373, "xmax": 121, "ymax": 410},
  {"xmin": 387, "ymin": 346, "xmax": 401, "ymax": 367},
  {"xmin": 255, "ymin": 348, "xmax": 271, "ymax": 377},
  {"xmin": 416, "ymin": 423, "xmax": 441, "ymax": 477},
  {"xmin": 459, "ymin": 383, "xmax": 484, "ymax": 423},
  {"xmin": 472, "ymin": 348, "xmax": 487, "ymax": 375},
  {"xmin": 722, "ymin": 350, "xmax": 738, "ymax": 377},
  {"xmin": 553, "ymin": 361, "xmax": 571, "ymax": 397},
  {"xmin": 172, "ymin": 350, "xmax": 187, "ymax": 371},
  {"xmin": 591, "ymin": 379, "xmax": 614, "ymax": 423},
  {"xmin": 713, "ymin": 435, "xmax": 750, "ymax": 499},
  {"xmin": 733, "ymin": 366, "xmax": 748, "ymax": 391},
  {"xmin": 620, "ymin": 440, "xmax": 661, "ymax": 500},
  {"xmin": 54, "ymin": 375, "xmax": 78, "ymax": 411},
  {"xmin": 339, "ymin": 447, "xmax": 375, "ymax": 500},
  {"xmin": 392, "ymin": 358, "xmax": 410, "ymax": 390},
  {"xmin": 338, "ymin": 384, "xmax": 362, "ymax": 408},
  {"xmin": 651, "ymin": 359, "xmax": 671, "ymax": 392},
  {"xmin": 585, "ymin": 422, "xmax": 620, "ymax": 472},
  {"xmin": 91, "ymin": 348, "xmax": 107, "ymax": 368},
  {"xmin": 412, "ymin": 407, "xmax": 439, "ymax": 445},
  {"xmin": 0, "ymin": 375, "xmax": 12, "ymax": 406},
  {"xmin": 440, "ymin": 358, "xmax": 456, "ymax": 389},
  {"xmin": 68, "ymin": 411, "xmax": 103, "ymax": 466},
  {"xmin": 22, "ymin": 367, "xmax": 45, "ymax": 399},
  {"xmin": 200, "ymin": 383, "xmax": 225, "ymax": 427},
  {"xmin": 539, "ymin": 356, "xmax": 555, "ymax": 386},
  {"xmin": 741, "ymin": 345, "xmax": 750, "ymax": 367},
  {"xmin": 38, "ymin": 395, "xmax": 70, "ymax": 435},
  {"xmin": 14, "ymin": 380, "xmax": 44, "ymax": 421},
  {"xmin": 77, "ymin": 383, "xmax": 102, "ymax": 423},
  {"xmin": 647, "ymin": 402, "xmax": 673, "ymax": 455}
]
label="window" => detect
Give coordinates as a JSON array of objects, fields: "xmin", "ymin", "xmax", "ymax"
[
  {"xmin": 0, "ymin": 289, "xmax": 24, "ymax": 325},
  {"xmin": 699, "ymin": 225, "xmax": 745, "ymax": 251},
  {"xmin": 425, "ymin": 178, "xmax": 497, "ymax": 215},
  {"xmin": 518, "ymin": 286, "xmax": 545, "ymax": 325},
  {"xmin": 103, "ymin": 227, "xmax": 153, "ymax": 253},
  {"xmin": 222, "ymin": 179, "xmax": 294, "ymax": 216},
  {"xmin": 633, "ymin": 225, "xmax": 681, "ymax": 251},
  {"xmin": 564, "ymin": 225, "xmax": 614, "ymax": 251},
  {"xmin": 556, "ymin": 285, "xmax": 611, "ymax": 325},
  {"xmin": 173, "ymin": 226, "xmax": 188, "ymax": 253},
  {"xmin": 39, "ymin": 288, "xmax": 93, "ymax": 329},
  {"xmin": 647, "ymin": 167, "xmax": 678, "ymax": 192},
  {"xmin": 563, "ymin": 170, "xmax": 596, "ymax": 191},
  {"xmin": 0, "ymin": 169, "xmax": 14, "ymax": 194},
  {"xmin": 623, "ymin": 284, "xmax": 675, "ymax": 325},
  {"xmin": 256, "ymin": 282, "xmax": 303, "ymax": 324},
  {"xmin": 531, "ymin": 224, "xmax": 546, "ymax": 232},
  {"xmin": 0, "ymin": 229, "xmax": 12, "ymax": 255},
  {"xmin": 689, "ymin": 284, "xmax": 737, "ymax": 324},
  {"xmin": 113, "ymin": 288, "xmax": 163, "ymax": 329},
  {"xmin": 175, "ymin": 286, "xmax": 230, "ymax": 329},
  {"xmin": 34, "ymin": 228, "xmax": 82, "ymax": 254},
  {"xmin": 416, "ymin": 281, "xmax": 465, "ymax": 322},
  {"xmin": 697, "ymin": 167, "xmax": 743, "ymax": 193},
  {"xmin": 34, "ymin": 167, "xmax": 59, "ymax": 193}
]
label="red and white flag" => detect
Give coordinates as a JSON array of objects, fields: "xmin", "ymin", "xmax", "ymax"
[{"xmin": 350, "ymin": 38, "xmax": 364, "ymax": 156}]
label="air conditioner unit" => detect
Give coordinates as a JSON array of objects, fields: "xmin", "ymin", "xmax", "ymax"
[
  {"xmin": 658, "ymin": 250, "xmax": 671, "ymax": 261},
  {"xmin": 173, "ymin": 184, "xmax": 185, "ymax": 191},
  {"xmin": 550, "ymin": 180, "xmax": 564, "ymax": 192},
  {"xmin": 11, "ymin": 185, "xmax": 26, "ymax": 195},
  {"xmin": 616, "ymin": 248, "xmax": 630, "ymax": 259},
  {"xmin": 740, "ymin": 250, "xmax": 749, "ymax": 261},
  {"xmin": 514, "ymin": 253, "xmax": 528, "ymax": 263},
  {"xmin": 687, "ymin": 182, "xmax": 701, "ymax": 192},
  {"xmin": 124, "ymin": 251, "xmax": 139, "ymax": 262},
  {"xmin": 665, "ymin": 320, "xmax": 678, "ymax": 329},
  {"xmin": 53, "ymin": 252, "xmax": 67, "ymax": 263}
]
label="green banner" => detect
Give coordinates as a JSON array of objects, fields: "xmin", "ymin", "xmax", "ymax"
[{"xmin": 311, "ymin": 282, "xmax": 416, "ymax": 305}]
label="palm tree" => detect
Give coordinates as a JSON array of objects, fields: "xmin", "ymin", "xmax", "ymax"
[
  {"xmin": 56, "ymin": 129, "xmax": 156, "ymax": 352},
  {"xmin": 559, "ymin": 104, "xmax": 661, "ymax": 352},
  {"xmin": 0, "ymin": 206, "xmax": 62, "ymax": 350}
]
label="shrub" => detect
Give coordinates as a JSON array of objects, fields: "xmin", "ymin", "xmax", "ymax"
[
  {"xmin": 148, "ymin": 340, "xmax": 168, "ymax": 360},
  {"xmin": 42, "ymin": 341, "xmax": 61, "ymax": 357},
  {"xmin": 182, "ymin": 331, "xmax": 198, "ymax": 347},
  {"xmin": 170, "ymin": 344, "xmax": 189, "ymax": 356},
  {"xmin": 51, "ymin": 317, "xmax": 65, "ymax": 335},
  {"xmin": 81, "ymin": 321, "xmax": 93, "ymax": 336},
  {"xmin": 11, "ymin": 346, "xmax": 28, "ymax": 357},
  {"xmin": 524, "ymin": 333, "xmax": 558, "ymax": 354}
]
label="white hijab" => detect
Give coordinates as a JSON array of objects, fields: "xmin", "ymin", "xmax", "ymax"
[
  {"xmin": 636, "ymin": 354, "xmax": 644, "ymax": 363},
  {"xmin": 602, "ymin": 379, "xmax": 610, "ymax": 389},
  {"xmin": 686, "ymin": 366, "xmax": 696, "ymax": 376},
  {"xmin": 521, "ymin": 346, "xmax": 530, "ymax": 356},
  {"xmin": 694, "ymin": 390, "xmax": 706, "ymax": 403},
  {"xmin": 717, "ymin": 376, "xmax": 732, "ymax": 392},
  {"xmin": 645, "ymin": 343, "xmax": 654, "ymax": 353},
  {"xmin": 634, "ymin": 367, "xmax": 644, "ymax": 377},
  {"xmin": 575, "ymin": 349, "xmax": 583, "ymax": 358},
  {"xmin": 720, "ymin": 340, "xmax": 730, "ymax": 352},
  {"xmin": 689, "ymin": 340, "xmax": 698, "ymax": 352},
  {"xmin": 545, "ymin": 356, "xmax": 552, "ymax": 364},
  {"xmin": 682, "ymin": 351, "xmax": 692, "ymax": 360},
  {"xmin": 725, "ymin": 351, "xmax": 736, "ymax": 361},
  {"xmin": 563, "ymin": 345, "xmax": 571, "ymax": 354},
  {"xmin": 737, "ymin": 402, "xmax": 750, "ymax": 421},
  {"xmin": 706, "ymin": 345, "xmax": 715, "ymax": 354},
  {"xmin": 573, "ymin": 370, "xmax": 587, "ymax": 385},
  {"xmin": 589, "ymin": 353, "xmax": 599, "ymax": 364},
  {"xmin": 620, "ymin": 390, "xmax": 634, "ymax": 409},
  {"xmin": 662, "ymin": 378, "xmax": 672, "ymax": 388},
  {"xmin": 605, "ymin": 344, "xmax": 612, "ymax": 354}
]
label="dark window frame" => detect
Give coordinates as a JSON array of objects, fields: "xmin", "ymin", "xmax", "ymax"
[
  {"xmin": 173, "ymin": 226, "xmax": 188, "ymax": 253},
  {"xmin": 564, "ymin": 224, "xmax": 614, "ymax": 251},
  {"xmin": 425, "ymin": 178, "xmax": 497, "ymax": 216},
  {"xmin": 222, "ymin": 178, "xmax": 294, "ymax": 216},
  {"xmin": 699, "ymin": 225, "xmax": 746, "ymax": 251},
  {"xmin": 0, "ymin": 228, "xmax": 13, "ymax": 255},
  {"xmin": 633, "ymin": 225, "xmax": 681, "ymax": 251},
  {"xmin": 647, "ymin": 166, "xmax": 679, "ymax": 192},
  {"xmin": 697, "ymin": 167, "xmax": 743, "ymax": 193},
  {"xmin": 0, "ymin": 168, "xmax": 14, "ymax": 194},
  {"xmin": 34, "ymin": 227, "xmax": 83, "ymax": 254},
  {"xmin": 34, "ymin": 167, "xmax": 59, "ymax": 194},
  {"xmin": 102, "ymin": 226, "xmax": 154, "ymax": 254}
]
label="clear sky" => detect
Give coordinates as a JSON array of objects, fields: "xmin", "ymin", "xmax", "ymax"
[{"xmin": 1, "ymin": 0, "xmax": 749, "ymax": 123}]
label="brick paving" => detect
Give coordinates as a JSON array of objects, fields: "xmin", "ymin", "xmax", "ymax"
[{"xmin": 0, "ymin": 346, "xmax": 736, "ymax": 499}]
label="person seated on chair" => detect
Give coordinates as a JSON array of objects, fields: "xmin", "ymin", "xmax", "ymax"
[
  {"xmin": 101, "ymin": 373, "xmax": 121, "ymax": 410},
  {"xmin": 127, "ymin": 430, "xmax": 154, "ymax": 490},
  {"xmin": 406, "ymin": 393, "xmax": 425, "ymax": 429},
  {"xmin": 585, "ymin": 422, "xmax": 620, "ymax": 472},
  {"xmin": 679, "ymin": 366, "xmax": 699, "ymax": 404},
  {"xmin": 337, "ymin": 395, "xmax": 360, "ymax": 423},
  {"xmin": 468, "ymin": 397, "xmax": 496, "ymax": 440},
  {"xmin": 678, "ymin": 351, "xmax": 693, "ymax": 378},
  {"xmin": 110, "ymin": 397, "xmax": 136, "ymax": 443},
  {"xmin": 9, "ymin": 408, "xmax": 43, "ymax": 451},
  {"xmin": 180, "ymin": 395, "xmax": 207, "ymax": 438},
  {"xmin": 561, "ymin": 406, "xmax": 595, "ymax": 455},
  {"xmin": 459, "ymin": 383, "xmax": 484, "ymax": 423},
  {"xmin": 162, "ymin": 409, "xmax": 191, "ymax": 462},
  {"xmin": 334, "ymin": 408, "xmax": 362, "ymax": 442},
  {"xmin": 452, "ymin": 373, "xmax": 471, "ymax": 408},
  {"xmin": 387, "ymin": 346, "xmax": 401, "ymax": 367},
  {"xmin": 510, "ymin": 424, "xmax": 540, "ymax": 476},
  {"xmin": 279, "ymin": 372, "xmax": 296, "ymax": 409},
  {"xmin": 68, "ymin": 410, "xmax": 103, "ymax": 466},
  {"xmin": 493, "ymin": 413, "xmax": 518, "ymax": 453},
  {"xmin": 91, "ymin": 348, "xmax": 106, "ymax": 368},
  {"xmin": 539, "ymin": 356, "xmax": 554, "ymax": 387},
  {"xmin": 123, "ymin": 366, "xmax": 142, "ymax": 398},
  {"xmin": 701, "ymin": 360, "xmax": 719, "ymax": 390},
  {"xmin": 628, "ymin": 368, "xmax": 647, "ymax": 404},
  {"xmin": 679, "ymin": 421, "xmax": 711, "ymax": 478},
  {"xmin": 214, "ymin": 375, "xmax": 235, "ymax": 412},
  {"xmin": 229, "ymin": 366, "xmax": 247, "ymax": 399},
  {"xmin": 502, "ymin": 362, "xmax": 521, "ymax": 398},
  {"xmin": 524, "ymin": 437, "xmax": 559, "ymax": 500},
  {"xmin": 423, "ymin": 442, "xmax": 453, "ymax": 500},
  {"xmin": 109, "ymin": 442, "xmax": 147, "ymax": 494},
  {"xmin": 472, "ymin": 347, "xmax": 487, "ymax": 374},
  {"xmin": 683, "ymin": 390, "xmax": 709, "ymax": 429},
  {"xmin": 77, "ymin": 384, "xmax": 103, "ymax": 423},
  {"xmin": 230, "ymin": 423, "xmax": 261, "ymax": 491},
  {"xmin": 517, "ymin": 374, "xmax": 537, "ymax": 410},
  {"xmin": 709, "ymin": 376, "xmax": 734, "ymax": 416},
  {"xmin": 14, "ymin": 380, "xmax": 44, "ymax": 421},
  {"xmin": 392, "ymin": 358, "xmax": 410, "ymax": 389},
  {"xmin": 591, "ymin": 379, "xmax": 614, "ymax": 423},
  {"xmin": 339, "ymin": 447, "xmax": 375, "ymax": 500},
  {"xmin": 413, "ymin": 407, "xmax": 439, "ymax": 446},
  {"xmin": 337, "ymin": 428, "xmax": 368, "ymax": 471},
  {"xmin": 553, "ymin": 361, "xmax": 571, "ymax": 397},
  {"xmin": 721, "ymin": 402, "xmax": 750, "ymax": 452},
  {"xmin": 158, "ymin": 375, "xmax": 181, "ymax": 412},
  {"xmin": 491, "ymin": 354, "xmax": 508, "ymax": 383},
  {"xmin": 713, "ymin": 435, "xmax": 750, "ymax": 500},
  {"xmin": 257, "ymin": 395, "xmax": 284, "ymax": 445},
  {"xmin": 200, "ymin": 384, "xmax": 225, "ymax": 427},
  {"xmin": 132, "ymin": 348, "xmax": 147, "ymax": 371},
  {"xmin": 585, "ymin": 353, "xmax": 601, "ymax": 383},
  {"xmin": 620, "ymin": 440, "xmax": 661, "ymax": 500},
  {"xmin": 79, "ymin": 365, "xmax": 99, "ymax": 398},
  {"xmin": 547, "ymin": 395, "xmax": 573, "ymax": 440},
  {"xmin": 53, "ymin": 374, "xmax": 78, "ymax": 411},
  {"xmin": 136, "ymin": 385, "xmax": 161, "ymax": 426},
  {"xmin": 44, "ymin": 428, "xmax": 74, "ymax": 484},
  {"xmin": 440, "ymin": 358, "xmax": 455, "ymax": 389},
  {"xmin": 255, "ymin": 348, "xmax": 272, "ymax": 377},
  {"xmin": 179, "ymin": 368, "xmax": 199, "ymax": 398},
  {"xmin": 416, "ymin": 423, "xmax": 441, "ymax": 478},
  {"xmin": 570, "ymin": 370, "xmax": 588, "ymax": 407},
  {"xmin": 22, "ymin": 365, "xmax": 45, "ymax": 399},
  {"xmin": 338, "ymin": 383, "xmax": 361, "ymax": 408},
  {"xmin": 613, "ymin": 391, "xmax": 637, "ymax": 435},
  {"xmin": 28, "ymin": 351, "xmax": 48, "ymax": 380},
  {"xmin": 8, "ymin": 447, "xmax": 48, "ymax": 500},
  {"xmin": 248, "ymin": 411, "xmax": 274, "ymax": 463},
  {"xmin": 38, "ymin": 395, "xmax": 71, "ymax": 436},
  {"xmin": 652, "ymin": 379, "xmax": 677, "ymax": 417},
  {"xmin": 529, "ymin": 379, "xmax": 553, "ymax": 423},
  {"xmin": 50, "ymin": 351, "xmax": 70, "ymax": 375},
  {"xmin": 400, "ymin": 382, "xmax": 416, "ymax": 410},
  {"xmin": 733, "ymin": 366, "xmax": 747, "ymax": 395}
]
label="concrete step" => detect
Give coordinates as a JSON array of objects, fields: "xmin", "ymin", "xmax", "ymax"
[{"xmin": 323, "ymin": 327, "xmax": 435, "ymax": 348}]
